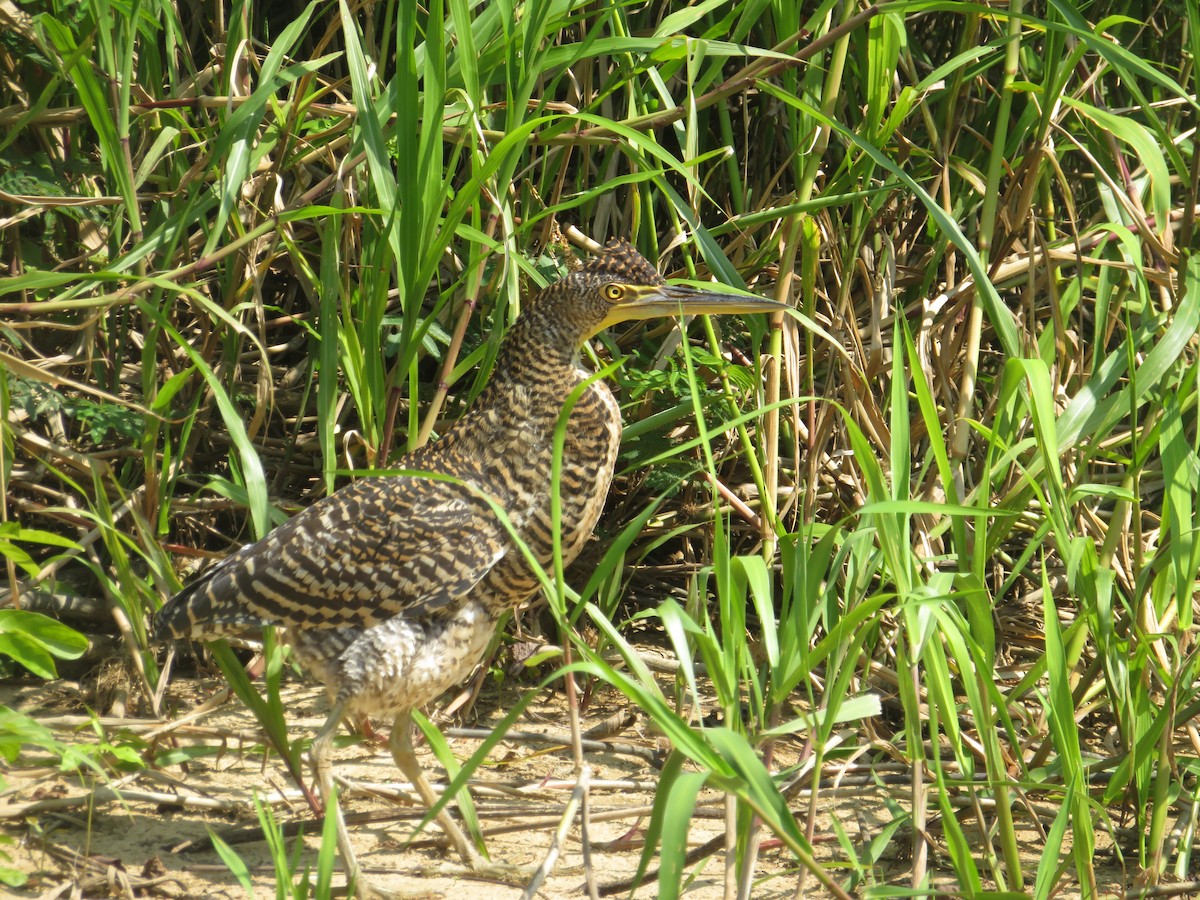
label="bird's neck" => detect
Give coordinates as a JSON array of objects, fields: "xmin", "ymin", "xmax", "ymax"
[
  {"xmin": 425, "ymin": 307, "xmax": 616, "ymax": 474},
  {"xmin": 487, "ymin": 302, "xmax": 587, "ymax": 391}
]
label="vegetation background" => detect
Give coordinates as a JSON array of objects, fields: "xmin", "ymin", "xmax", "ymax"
[{"xmin": 0, "ymin": 0, "xmax": 1198, "ymax": 896}]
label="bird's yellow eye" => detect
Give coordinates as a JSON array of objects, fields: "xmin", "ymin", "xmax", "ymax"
[{"xmin": 603, "ymin": 283, "xmax": 624, "ymax": 301}]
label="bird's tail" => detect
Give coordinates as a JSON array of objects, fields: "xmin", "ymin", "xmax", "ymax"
[{"xmin": 154, "ymin": 555, "xmax": 267, "ymax": 642}]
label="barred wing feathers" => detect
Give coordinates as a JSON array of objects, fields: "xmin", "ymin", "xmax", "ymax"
[{"xmin": 154, "ymin": 473, "xmax": 517, "ymax": 641}]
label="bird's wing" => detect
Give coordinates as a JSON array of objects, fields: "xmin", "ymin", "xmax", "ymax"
[{"xmin": 155, "ymin": 474, "xmax": 522, "ymax": 640}]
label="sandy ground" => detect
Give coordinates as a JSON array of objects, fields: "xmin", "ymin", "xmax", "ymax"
[
  {"xmin": 0, "ymin": 665, "xmax": 1130, "ymax": 898},
  {"xmin": 1, "ymin": 671, "xmax": 834, "ymax": 899}
]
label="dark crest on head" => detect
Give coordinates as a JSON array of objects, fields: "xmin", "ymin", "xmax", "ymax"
[{"xmin": 575, "ymin": 239, "xmax": 664, "ymax": 288}]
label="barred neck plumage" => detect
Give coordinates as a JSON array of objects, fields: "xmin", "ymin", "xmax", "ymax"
[
  {"xmin": 485, "ymin": 241, "xmax": 668, "ymax": 393},
  {"xmin": 477, "ymin": 296, "xmax": 594, "ymax": 414}
]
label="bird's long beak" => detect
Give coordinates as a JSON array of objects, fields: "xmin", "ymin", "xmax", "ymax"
[{"xmin": 598, "ymin": 284, "xmax": 787, "ymax": 332}]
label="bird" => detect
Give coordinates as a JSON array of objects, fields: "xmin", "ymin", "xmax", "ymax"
[{"xmin": 154, "ymin": 239, "xmax": 784, "ymax": 896}]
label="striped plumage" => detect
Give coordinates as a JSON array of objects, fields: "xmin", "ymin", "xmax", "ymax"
[{"xmin": 155, "ymin": 239, "xmax": 783, "ymax": 895}]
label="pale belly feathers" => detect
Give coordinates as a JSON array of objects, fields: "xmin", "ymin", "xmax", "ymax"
[{"xmin": 291, "ymin": 601, "xmax": 495, "ymax": 718}]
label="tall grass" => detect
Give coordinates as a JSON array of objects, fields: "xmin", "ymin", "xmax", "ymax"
[{"xmin": 1, "ymin": 0, "xmax": 1198, "ymax": 896}]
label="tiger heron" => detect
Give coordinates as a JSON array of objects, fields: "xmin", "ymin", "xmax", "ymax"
[{"xmin": 155, "ymin": 239, "xmax": 785, "ymax": 895}]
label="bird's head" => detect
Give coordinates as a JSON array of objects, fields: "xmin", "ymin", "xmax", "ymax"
[{"xmin": 545, "ymin": 239, "xmax": 786, "ymax": 342}]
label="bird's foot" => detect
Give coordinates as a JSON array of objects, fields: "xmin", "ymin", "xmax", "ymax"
[
  {"xmin": 350, "ymin": 876, "xmax": 441, "ymax": 899},
  {"xmin": 418, "ymin": 855, "xmax": 538, "ymax": 886},
  {"xmin": 352, "ymin": 881, "xmax": 388, "ymax": 900}
]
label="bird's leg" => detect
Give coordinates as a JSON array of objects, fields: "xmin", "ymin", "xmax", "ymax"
[
  {"xmin": 311, "ymin": 700, "xmax": 368, "ymax": 896},
  {"xmin": 389, "ymin": 710, "xmax": 481, "ymax": 866},
  {"xmin": 390, "ymin": 711, "xmax": 538, "ymax": 885}
]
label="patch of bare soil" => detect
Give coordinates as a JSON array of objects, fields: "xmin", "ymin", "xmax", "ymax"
[
  {"xmin": 0, "ymin": 669, "xmax": 1129, "ymax": 898},
  {"xmin": 2, "ymin": 672, "xmax": 804, "ymax": 899}
]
